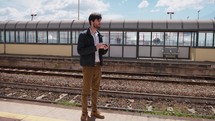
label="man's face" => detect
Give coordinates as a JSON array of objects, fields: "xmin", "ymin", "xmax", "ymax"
[{"xmin": 92, "ymin": 19, "xmax": 101, "ymax": 29}]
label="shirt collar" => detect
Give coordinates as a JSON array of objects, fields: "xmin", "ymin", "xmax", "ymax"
[{"xmin": 90, "ymin": 28, "xmax": 98, "ymax": 36}]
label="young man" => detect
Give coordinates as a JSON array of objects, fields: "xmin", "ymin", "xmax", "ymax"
[{"xmin": 77, "ymin": 13, "xmax": 109, "ymax": 121}]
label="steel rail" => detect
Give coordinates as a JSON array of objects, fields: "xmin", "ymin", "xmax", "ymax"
[
  {"xmin": 0, "ymin": 66, "xmax": 215, "ymax": 79},
  {"xmin": 1, "ymin": 82, "xmax": 215, "ymax": 105},
  {"xmin": 0, "ymin": 67, "xmax": 215, "ymax": 85}
]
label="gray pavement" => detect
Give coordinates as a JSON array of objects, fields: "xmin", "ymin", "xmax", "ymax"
[{"xmin": 0, "ymin": 99, "xmax": 213, "ymax": 121}]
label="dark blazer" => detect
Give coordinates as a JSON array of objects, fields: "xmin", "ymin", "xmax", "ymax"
[{"xmin": 77, "ymin": 28, "xmax": 108, "ymax": 66}]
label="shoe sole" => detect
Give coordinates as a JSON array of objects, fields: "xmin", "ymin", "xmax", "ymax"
[
  {"xmin": 91, "ymin": 116, "xmax": 105, "ymax": 119},
  {"xmin": 89, "ymin": 116, "xmax": 96, "ymax": 121},
  {"xmin": 81, "ymin": 116, "xmax": 90, "ymax": 121}
]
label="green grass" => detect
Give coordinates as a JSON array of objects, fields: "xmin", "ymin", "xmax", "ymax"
[
  {"xmin": 57, "ymin": 101, "xmax": 215, "ymax": 120},
  {"xmin": 144, "ymin": 110, "xmax": 215, "ymax": 120},
  {"xmin": 57, "ymin": 100, "xmax": 80, "ymax": 107}
]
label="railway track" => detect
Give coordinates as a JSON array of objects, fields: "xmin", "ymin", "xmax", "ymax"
[
  {"xmin": 1, "ymin": 82, "xmax": 215, "ymax": 105},
  {"xmin": 1, "ymin": 66, "xmax": 214, "ymax": 79},
  {"xmin": 0, "ymin": 67, "xmax": 215, "ymax": 86},
  {"xmin": 1, "ymin": 73, "xmax": 215, "ymax": 119},
  {"xmin": 1, "ymin": 81, "xmax": 215, "ymax": 119}
]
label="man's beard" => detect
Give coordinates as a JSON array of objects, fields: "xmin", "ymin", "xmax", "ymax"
[{"xmin": 93, "ymin": 24, "xmax": 101, "ymax": 29}]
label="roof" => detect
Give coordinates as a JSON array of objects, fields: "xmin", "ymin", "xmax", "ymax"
[{"xmin": 0, "ymin": 20, "xmax": 214, "ymax": 31}]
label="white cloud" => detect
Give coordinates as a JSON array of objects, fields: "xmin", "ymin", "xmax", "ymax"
[
  {"xmin": 15, "ymin": 0, "xmax": 42, "ymax": 8},
  {"xmin": 0, "ymin": 7, "xmax": 26, "ymax": 20},
  {"xmin": 120, "ymin": 0, "xmax": 128, "ymax": 5},
  {"xmin": 103, "ymin": 14, "xmax": 124, "ymax": 20},
  {"xmin": 0, "ymin": 0, "xmax": 110, "ymax": 21},
  {"xmin": 78, "ymin": 0, "xmax": 109, "ymax": 19},
  {"xmin": 37, "ymin": 0, "xmax": 109, "ymax": 20},
  {"xmin": 150, "ymin": 9, "xmax": 160, "ymax": 13},
  {"xmin": 155, "ymin": 0, "xmax": 211, "ymax": 12},
  {"xmin": 138, "ymin": 0, "xmax": 149, "ymax": 9}
]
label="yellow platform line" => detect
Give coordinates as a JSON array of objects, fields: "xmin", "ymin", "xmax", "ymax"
[{"xmin": 0, "ymin": 112, "xmax": 69, "ymax": 121}]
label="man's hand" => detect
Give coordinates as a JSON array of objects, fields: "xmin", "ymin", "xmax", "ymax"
[
  {"xmin": 96, "ymin": 43, "xmax": 105, "ymax": 50},
  {"xmin": 103, "ymin": 44, "xmax": 109, "ymax": 50}
]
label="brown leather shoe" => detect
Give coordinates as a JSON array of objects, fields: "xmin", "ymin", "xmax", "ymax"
[
  {"xmin": 91, "ymin": 110, "xmax": 105, "ymax": 119},
  {"xmin": 81, "ymin": 113, "xmax": 90, "ymax": 121}
]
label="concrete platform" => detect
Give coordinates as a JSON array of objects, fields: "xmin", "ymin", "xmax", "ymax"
[
  {"xmin": 0, "ymin": 117, "xmax": 21, "ymax": 121},
  {"xmin": 0, "ymin": 99, "xmax": 213, "ymax": 121}
]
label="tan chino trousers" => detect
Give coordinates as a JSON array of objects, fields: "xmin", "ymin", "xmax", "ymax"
[{"xmin": 81, "ymin": 65, "xmax": 101, "ymax": 114}]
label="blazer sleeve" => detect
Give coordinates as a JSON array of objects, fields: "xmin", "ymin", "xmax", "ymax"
[
  {"xmin": 99, "ymin": 48, "xmax": 108, "ymax": 55},
  {"xmin": 77, "ymin": 33, "xmax": 97, "ymax": 56}
]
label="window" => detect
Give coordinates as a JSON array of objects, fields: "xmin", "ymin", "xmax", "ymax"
[
  {"xmin": 38, "ymin": 31, "xmax": 47, "ymax": 43},
  {"xmin": 213, "ymin": 32, "xmax": 215, "ymax": 47},
  {"xmin": 198, "ymin": 32, "xmax": 213, "ymax": 47},
  {"xmin": 179, "ymin": 32, "xmax": 192, "ymax": 46},
  {"xmin": 16, "ymin": 31, "xmax": 25, "ymax": 43},
  {"xmin": 48, "ymin": 31, "xmax": 58, "ymax": 43},
  {"xmin": 0, "ymin": 31, "xmax": 3, "ymax": 43},
  {"xmin": 26, "ymin": 31, "xmax": 36, "ymax": 43},
  {"xmin": 110, "ymin": 31, "xmax": 123, "ymax": 45},
  {"xmin": 165, "ymin": 32, "xmax": 177, "ymax": 46},
  {"xmin": 206, "ymin": 32, "xmax": 213, "ymax": 47},
  {"xmin": 192, "ymin": 32, "xmax": 196, "ymax": 47},
  {"xmin": 124, "ymin": 32, "xmax": 136, "ymax": 45},
  {"xmin": 72, "ymin": 31, "xmax": 81, "ymax": 44},
  {"xmin": 100, "ymin": 31, "xmax": 109, "ymax": 44},
  {"xmin": 6, "ymin": 31, "xmax": 15, "ymax": 43},
  {"xmin": 198, "ymin": 32, "xmax": 205, "ymax": 47},
  {"xmin": 152, "ymin": 32, "xmax": 164, "ymax": 45},
  {"xmin": 139, "ymin": 32, "xmax": 151, "ymax": 45},
  {"xmin": 60, "ymin": 31, "xmax": 70, "ymax": 44}
]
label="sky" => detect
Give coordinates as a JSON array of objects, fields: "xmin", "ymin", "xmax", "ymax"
[{"xmin": 0, "ymin": 0, "xmax": 214, "ymax": 21}]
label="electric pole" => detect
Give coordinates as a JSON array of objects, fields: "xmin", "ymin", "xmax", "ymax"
[
  {"xmin": 197, "ymin": 10, "xmax": 200, "ymax": 20},
  {"xmin": 31, "ymin": 13, "xmax": 37, "ymax": 21},
  {"xmin": 78, "ymin": 0, "xmax": 80, "ymax": 20},
  {"xmin": 167, "ymin": 12, "xmax": 174, "ymax": 20}
]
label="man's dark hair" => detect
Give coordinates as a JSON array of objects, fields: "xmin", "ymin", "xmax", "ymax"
[{"xmin": 88, "ymin": 13, "xmax": 102, "ymax": 25}]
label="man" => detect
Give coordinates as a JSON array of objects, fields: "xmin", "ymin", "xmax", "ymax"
[{"xmin": 77, "ymin": 13, "xmax": 108, "ymax": 121}]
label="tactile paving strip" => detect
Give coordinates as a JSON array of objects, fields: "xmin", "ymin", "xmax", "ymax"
[{"xmin": 0, "ymin": 117, "xmax": 21, "ymax": 121}]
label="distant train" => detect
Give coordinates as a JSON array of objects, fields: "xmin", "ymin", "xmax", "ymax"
[{"xmin": 0, "ymin": 20, "xmax": 215, "ymax": 61}]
